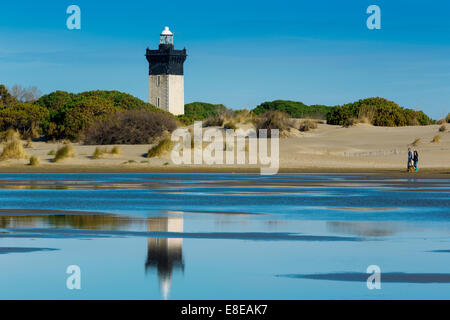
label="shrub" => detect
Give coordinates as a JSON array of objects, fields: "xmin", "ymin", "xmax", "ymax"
[
  {"xmin": 84, "ymin": 110, "xmax": 177, "ymax": 145},
  {"xmin": 35, "ymin": 91, "xmax": 75, "ymax": 112},
  {"xmin": 299, "ymin": 120, "xmax": 318, "ymax": 131},
  {"xmin": 147, "ymin": 138, "xmax": 173, "ymax": 158},
  {"xmin": 0, "ymin": 140, "xmax": 26, "ymax": 160},
  {"xmin": 39, "ymin": 90, "xmax": 161, "ymax": 140},
  {"xmin": 203, "ymin": 116, "xmax": 225, "ymax": 127},
  {"xmin": 446, "ymin": 113, "xmax": 450, "ymax": 123},
  {"xmin": 326, "ymin": 97, "xmax": 434, "ymax": 127},
  {"xmin": 234, "ymin": 109, "xmax": 250, "ymax": 123},
  {"xmin": 437, "ymin": 119, "xmax": 445, "ymax": 125},
  {"xmin": 439, "ymin": 124, "xmax": 446, "ymax": 132},
  {"xmin": 411, "ymin": 138, "xmax": 420, "ymax": 146},
  {"xmin": 223, "ymin": 121, "xmax": 237, "ymax": 130},
  {"xmin": 110, "ymin": 146, "xmax": 121, "ymax": 155},
  {"xmin": 178, "ymin": 102, "xmax": 230, "ymax": 125},
  {"xmin": 54, "ymin": 144, "xmax": 74, "ymax": 162},
  {"xmin": 252, "ymin": 100, "xmax": 333, "ymax": 119},
  {"xmin": 28, "ymin": 156, "xmax": 39, "ymax": 166},
  {"xmin": 431, "ymin": 135, "xmax": 440, "ymax": 143},
  {"xmin": 0, "ymin": 103, "xmax": 49, "ymax": 138},
  {"xmin": 253, "ymin": 110, "xmax": 293, "ymax": 137},
  {"xmin": 343, "ymin": 117, "xmax": 358, "ymax": 128},
  {"xmin": 92, "ymin": 147, "xmax": 104, "ymax": 159},
  {"xmin": 3, "ymin": 128, "xmax": 20, "ymax": 142},
  {"xmin": 0, "ymin": 85, "xmax": 18, "ymax": 107},
  {"xmin": 48, "ymin": 150, "xmax": 56, "ymax": 156}
]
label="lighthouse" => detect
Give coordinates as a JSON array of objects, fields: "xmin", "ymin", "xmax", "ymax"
[{"xmin": 146, "ymin": 26, "xmax": 187, "ymax": 115}]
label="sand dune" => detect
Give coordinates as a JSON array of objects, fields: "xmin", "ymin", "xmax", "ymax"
[{"xmin": 0, "ymin": 123, "xmax": 448, "ymax": 173}]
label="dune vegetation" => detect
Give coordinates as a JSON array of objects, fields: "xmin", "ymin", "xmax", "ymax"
[
  {"xmin": 1, "ymin": 85, "xmax": 175, "ymax": 142},
  {"xmin": 326, "ymin": 97, "xmax": 434, "ymax": 127},
  {"xmin": 53, "ymin": 144, "xmax": 75, "ymax": 162},
  {"xmin": 0, "ymin": 140, "xmax": 27, "ymax": 160},
  {"xmin": 252, "ymin": 100, "xmax": 333, "ymax": 119},
  {"xmin": 147, "ymin": 138, "xmax": 174, "ymax": 158},
  {"xmin": 84, "ymin": 110, "xmax": 176, "ymax": 145},
  {"xmin": 28, "ymin": 155, "xmax": 40, "ymax": 166}
]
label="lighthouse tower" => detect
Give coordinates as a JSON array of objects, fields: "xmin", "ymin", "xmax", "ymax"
[{"xmin": 146, "ymin": 27, "xmax": 187, "ymax": 115}]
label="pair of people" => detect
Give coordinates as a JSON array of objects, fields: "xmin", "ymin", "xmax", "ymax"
[{"xmin": 407, "ymin": 148, "xmax": 419, "ymax": 172}]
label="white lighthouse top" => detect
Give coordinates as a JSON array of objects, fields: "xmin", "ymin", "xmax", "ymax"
[
  {"xmin": 160, "ymin": 26, "xmax": 174, "ymax": 45},
  {"xmin": 161, "ymin": 26, "xmax": 173, "ymax": 36}
]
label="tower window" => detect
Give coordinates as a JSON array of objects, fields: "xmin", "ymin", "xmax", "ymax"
[
  {"xmin": 156, "ymin": 75, "xmax": 161, "ymax": 87},
  {"xmin": 157, "ymin": 97, "xmax": 160, "ymax": 108}
]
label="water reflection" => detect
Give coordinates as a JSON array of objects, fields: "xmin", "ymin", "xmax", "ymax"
[
  {"xmin": 145, "ymin": 216, "xmax": 184, "ymax": 300},
  {"xmin": 327, "ymin": 221, "xmax": 400, "ymax": 237}
]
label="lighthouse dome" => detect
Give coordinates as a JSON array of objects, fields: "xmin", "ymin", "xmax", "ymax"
[
  {"xmin": 160, "ymin": 26, "xmax": 173, "ymax": 36},
  {"xmin": 160, "ymin": 26, "xmax": 174, "ymax": 45}
]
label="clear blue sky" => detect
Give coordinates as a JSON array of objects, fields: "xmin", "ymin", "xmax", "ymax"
[{"xmin": 1, "ymin": 0, "xmax": 449, "ymax": 118}]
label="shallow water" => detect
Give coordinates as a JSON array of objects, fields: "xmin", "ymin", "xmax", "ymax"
[{"xmin": 0, "ymin": 173, "xmax": 449, "ymax": 299}]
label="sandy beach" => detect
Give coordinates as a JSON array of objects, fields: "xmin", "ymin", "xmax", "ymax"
[{"xmin": 0, "ymin": 123, "xmax": 448, "ymax": 176}]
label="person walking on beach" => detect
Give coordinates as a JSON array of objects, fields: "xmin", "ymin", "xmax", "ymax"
[
  {"xmin": 407, "ymin": 148, "xmax": 413, "ymax": 172},
  {"xmin": 413, "ymin": 150, "xmax": 419, "ymax": 172}
]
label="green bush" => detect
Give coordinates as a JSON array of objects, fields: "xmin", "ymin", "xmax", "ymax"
[
  {"xmin": 0, "ymin": 103, "xmax": 49, "ymax": 137},
  {"xmin": 178, "ymin": 102, "xmax": 229, "ymax": 125},
  {"xmin": 0, "ymin": 85, "xmax": 18, "ymax": 107},
  {"xmin": 326, "ymin": 97, "xmax": 434, "ymax": 127},
  {"xmin": 35, "ymin": 90, "xmax": 161, "ymax": 141},
  {"xmin": 252, "ymin": 100, "xmax": 333, "ymax": 119}
]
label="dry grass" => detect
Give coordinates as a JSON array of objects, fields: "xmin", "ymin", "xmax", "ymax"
[
  {"xmin": 358, "ymin": 116, "xmax": 371, "ymax": 124},
  {"xmin": 234, "ymin": 110, "xmax": 249, "ymax": 123},
  {"xmin": 203, "ymin": 116, "xmax": 225, "ymax": 127},
  {"xmin": 343, "ymin": 117, "xmax": 358, "ymax": 128},
  {"xmin": 411, "ymin": 138, "xmax": 420, "ymax": 146},
  {"xmin": 223, "ymin": 121, "xmax": 237, "ymax": 130},
  {"xmin": 147, "ymin": 138, "xmax": 174, "ymax": 158},
  {"xmin": 446, "ymin": 113, "xmax": 450, "ymax": 123},
  {"xmin": 253, "ymin": 110, "xmax": 294, "ymax": 137},
  {"xmin": 4, "ymin": 128, "xmax": 20, "ymax": 142},
  {"xmin": 92, "ymin": 147, "xmax": 105, "ymax": 159},
  {"xmin": 24, "ymin": 138, "xmax": 33, "ymax": 148},
  {"xmin": 299, "ymin": 120, "xmax": 318, "ymax": 132},
  {"xmin": 48, "ymin": 150, "xmax": 56, "ymax": 156},
  {"xmin": 28, "ymin": 155, "xmax": 40, "ymax": 166},
  {"xmin": 110, "ymin": 146, "xmax": 121, "ymax": 155},
  {"xmin": 54, "ymin": 144, "xmax": 75, "ymax": 162},
  {"xmin": 0, "ymin": 140, "xmax": 27, "ymax": 160},
  {"xmin": 437, "ymin": 119, "xmax": 445, "ymax": 125},
  {"xmin": 431, "ymin": 135, "xmax": 440, "ymax": 143},
  {"xmin": 439, "ymin": 124, "xmax": 447, "ymax": 132}
]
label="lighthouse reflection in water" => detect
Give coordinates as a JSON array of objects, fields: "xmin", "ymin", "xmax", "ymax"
[{"xmin": 145, "ymin": 215, "xmax": 184, "ymax": 300}]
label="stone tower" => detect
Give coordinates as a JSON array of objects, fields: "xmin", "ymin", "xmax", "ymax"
[{"xmin": 146, "ymin": 26, "xmax": 187, "ymax": 115}]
